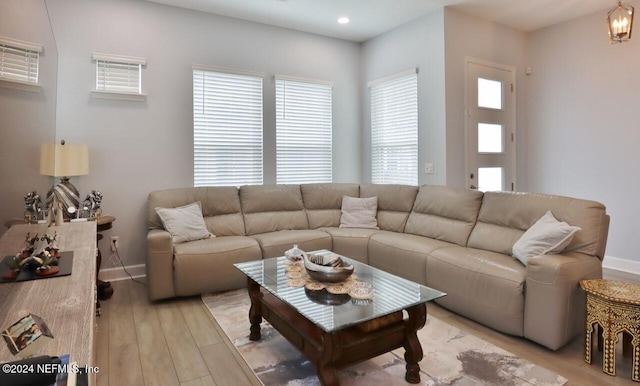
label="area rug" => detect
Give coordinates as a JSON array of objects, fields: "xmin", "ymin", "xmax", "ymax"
[{"xmin": 202, "ymin": 290, "xmax": 567, "ymax": 386}]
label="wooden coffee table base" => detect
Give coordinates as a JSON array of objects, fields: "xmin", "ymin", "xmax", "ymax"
[{"xmin": 247, "ymin": 278, "xmax": 427, "ymax": 385}]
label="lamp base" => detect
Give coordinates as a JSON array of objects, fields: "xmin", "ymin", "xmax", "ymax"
[{"xmin": 47, "ymin": 177, "xmax": 80, "ymax": 220}]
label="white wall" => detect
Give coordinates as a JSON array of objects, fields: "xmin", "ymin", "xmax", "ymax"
[
  {"xmin": 443, "ymin": 8, "xmax": 528, "ymax": 188},
  {"xmin": 0, "ymin": 0, "xmax": 57, "ymax": 234},
  {"xmin": 526, "ymin": 3, "xmax": 640, "ymax": 264},
  {"xmin": 45, "ymin": 0, "xmax": 362, "ymax": 268},
  {"xmin": 360, "ymin": 9, "xmax": 447, "ymax": 185}
]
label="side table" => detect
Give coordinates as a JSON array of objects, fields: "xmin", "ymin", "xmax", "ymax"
[
  {"xmin": 96, "ymin": 215, "xmax": 116, "ymax": 302},
  {"xmin": 580, "ymin": 279, "xmax": 640, "ymax": 382}
]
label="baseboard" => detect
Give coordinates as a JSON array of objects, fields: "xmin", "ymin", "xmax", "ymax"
[
  {"xmin": 602, "ymin": 255, "xmax": 640, "ymax": 276},
  {"xmin": 99, "ymin": 264, "xmax": 146, "ymax": 282}
]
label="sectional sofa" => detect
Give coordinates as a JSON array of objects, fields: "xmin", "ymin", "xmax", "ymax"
[{"xmin": 146, "ymin": 183, "xmax": 609, "ymax": 350}]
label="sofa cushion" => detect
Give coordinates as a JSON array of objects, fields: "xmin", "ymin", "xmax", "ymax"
[
  {"xmin": 148, "ymin": 187, "xmax": 246, "ymax": 236},
  {"xmin": 404, "ymin": 185, "xmax": 483, "ymax": 247},
  {"xmin": 173, "ymin": 236, "xmax": 262, "ymax": 296},
  {"xmin": 468, "ymin": 191, "xmax": 608, "ymax": 259},
  {"xmin": 368, "ymin": 231, "xmax": 452, "ymax": 285},
  {"xmin": 155, "ymin": 201, "xmax": 212, "ymax": 244},
  {"xmin": 240, "ymin": 185, "xmax": 308, "ymax": 235},
  {"xmin": 340, "ymin": 196, "xmax": 379, "ymax": 229},
  {"xmin": 250, "ymin": 230, "xmax": 332, "ymax": 259},
  {"xmin": 301, "ymin": 183, "xmax": 360, "ymax": 228},
  {"xmin": 360, "ymin": 184, "xmax": 418, "ymax": 232},
  {"xmin": 320, "ymin": 227, "xmax": 380, "ymax": 264},
  {"xmin": 427, "ymin": 246, "xmax": 525, "ymax": 336},
  {"xmin": 512, "ymin": 210, "xmax": 581, "ymax": 265}
]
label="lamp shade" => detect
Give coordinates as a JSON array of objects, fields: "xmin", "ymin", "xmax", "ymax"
[{"xmin": 40, "ymin": 144, "xmax": 89, "ymax": 177}]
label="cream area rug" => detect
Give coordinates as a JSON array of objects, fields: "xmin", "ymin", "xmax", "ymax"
[{"xmin": 202, "ymin": 290, "xmax": 567, "ymax": 386}]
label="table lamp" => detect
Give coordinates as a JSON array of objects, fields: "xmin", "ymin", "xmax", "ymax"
[{"xmin": 40, "ymin": 140, "xmax": 89, "ymax": 220}]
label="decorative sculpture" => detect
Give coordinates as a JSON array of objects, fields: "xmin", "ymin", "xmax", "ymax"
[{"xmin": 23, "ymin": 191, "xmax": 44, "ymax": 222}]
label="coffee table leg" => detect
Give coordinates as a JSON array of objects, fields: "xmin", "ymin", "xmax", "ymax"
[
  {"xmin": 318, "ymin": 333, "xmax": 340, "ymax": 386},
  {"xmin": 404, "ymin": 304, "xmax": 427, "ymax": 384},
  {"xmin": 248, "ymin": 277, "xmax": 263, "ymax": 341}
]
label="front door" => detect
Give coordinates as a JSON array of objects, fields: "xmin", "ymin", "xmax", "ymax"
[{"xmin": 466, "ymin": 58, "xmax": 516, "ymax": 192}]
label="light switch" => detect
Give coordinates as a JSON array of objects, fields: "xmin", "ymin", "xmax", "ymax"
[{"xmin": 424, "ymin": 163, "xmax": 434, "ymax": 174}]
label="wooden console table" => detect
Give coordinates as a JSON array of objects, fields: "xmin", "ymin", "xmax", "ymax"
[{"xmin": 0, "ymin": 222, "xmax": 96, "ymax": 381}]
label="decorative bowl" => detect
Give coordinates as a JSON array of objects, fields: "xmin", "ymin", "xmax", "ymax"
[{"xmin": 303, "ymin": 253, "xmax": 354, "ymax": 283}]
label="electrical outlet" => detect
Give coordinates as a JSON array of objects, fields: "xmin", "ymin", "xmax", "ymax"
[{"xmin": 110, "ymin": 236, "xmax": 119, "ymax": 252}]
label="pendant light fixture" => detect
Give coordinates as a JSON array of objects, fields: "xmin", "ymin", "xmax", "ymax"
[{"xmin": 607, "ymin": 1, "xmax": 634, "ymax": 44}]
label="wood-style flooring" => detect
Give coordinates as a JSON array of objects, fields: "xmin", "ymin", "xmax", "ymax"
[{"xmin": 96, "ymin": 271, "xmax": 638, "ymax": 386}]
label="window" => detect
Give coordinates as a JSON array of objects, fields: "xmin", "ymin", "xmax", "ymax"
[
  {"xmin": 276, "ymin": 77, "xmax": 332, "ymax": 184},
  {"xmin": 369, "ymin": 70, "xmax": 418, "ymax": 185},
  {"xmin": 0, "ymin": 36, "xmax": 42, "ymax": 85},
  {"xmin": 92, "ymin": 53, "xmax": 146, "ymax": 96},
  {"xmin": 193, "ymin": 67, "xmax": 263, "ymax": 186}
]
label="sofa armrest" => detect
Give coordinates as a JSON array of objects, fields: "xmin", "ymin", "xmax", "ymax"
[
  {"xmin": 524, "ymin": 252, "xmax": 602, "ymax": 350},
  {"xmin": 146, "ymin": 229, "xmax": 176, "ymax": 301}
]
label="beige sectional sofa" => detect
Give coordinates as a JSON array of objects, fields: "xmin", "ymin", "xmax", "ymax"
[{"xmin": 146, "ymin": 183, "xmax": 609, "ymax": 350}]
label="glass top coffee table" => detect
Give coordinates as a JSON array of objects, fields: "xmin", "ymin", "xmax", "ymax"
[{"xmin": 235, "ymin": 251, "xmax": 445, "ymax": 385}]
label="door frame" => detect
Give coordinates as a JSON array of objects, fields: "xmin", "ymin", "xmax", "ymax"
[{"xmin": 464, "ymin": 56, "xmax": 517, "ymax": 191}]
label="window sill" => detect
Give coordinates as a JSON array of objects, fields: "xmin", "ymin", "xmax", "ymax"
[
  {"xmin": 91, "ymin": 90, "xmax": 147, "ymax": 101},
  {"xmin": 0, "ymin": 78, "xmax": 42, "ymax": 93}
]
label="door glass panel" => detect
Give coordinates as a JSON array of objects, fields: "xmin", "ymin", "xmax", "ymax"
[
  {"xmin": 478, "ymin": 123, "xmax": 503, "ymax": 153},
  {"xmin": 478, "ymin": 78, "xmax": 502, "ymax": 109},
  {"xmin": 478, "ymin": 167, "xmax": 503, "ymax": 192}
]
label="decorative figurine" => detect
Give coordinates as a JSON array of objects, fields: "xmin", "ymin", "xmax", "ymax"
[
  {"xmin": 81, "ymin": 190, "xmax": 103, "ymax": 218},
  {"xmin": 24, "ymin": 191, "xmax": 44, "ymax": 222}
]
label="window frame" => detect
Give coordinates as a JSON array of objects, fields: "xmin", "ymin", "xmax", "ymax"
[
  {"xmin": 192, "ymin": 65, "xmax": 265, "ymax": 187},
  {"xmin": 369, "ymin": 69, "xmax": 419, "ymax": 186},
  {"xmin": 0, "ymin": 35, "xmax": 42, "ymax": 92},
  {"xmin": 91, "ymin": 52, "xmax": 147, "ymax": 101},
  {"xmin": 275, "ymin": 75, "xmax": 333, "ymax": 184}
]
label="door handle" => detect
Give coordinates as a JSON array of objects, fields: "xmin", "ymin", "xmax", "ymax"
[{"xmin": 470, "ymin": 185, "xmax": 477, "ymax": 190}]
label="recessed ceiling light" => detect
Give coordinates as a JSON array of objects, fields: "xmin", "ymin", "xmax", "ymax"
[{"xmin": 337, "ymin": 17, "xmax": 350, "ymax": 25}]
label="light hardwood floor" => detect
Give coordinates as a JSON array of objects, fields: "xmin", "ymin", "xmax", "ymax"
[{"xmin": 97, "ymin": 272, "xmax": 638, "ymax": 386}]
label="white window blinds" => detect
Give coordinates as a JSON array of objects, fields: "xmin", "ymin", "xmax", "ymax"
[
  {"xmin": 93, "ymin": 53, "xmax": 145, "ymax": 94},
  {"xmin": 276, "ymin": 77, "xmax": 333, "ymax": 184},
  {"xmin": 0, "ymin": 36, "xmax": 42, "ymax": 84},
  {"xmin": 193, "ymin": 68, "xmax": 263, "ymax": 186},
  {"xmin": 370, "ymin": 70, "xmax": 418, "ymax": 185}
]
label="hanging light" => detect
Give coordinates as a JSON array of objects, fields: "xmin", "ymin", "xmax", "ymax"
[{"xmin": 607, "ymin": 1, "xmax": 634, "ymax": 44}]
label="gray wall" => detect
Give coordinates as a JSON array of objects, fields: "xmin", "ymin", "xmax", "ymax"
[
  {"xmin": 0, "ymin": 0, "xmax": 57, "ymax": 233},
  {"xmin": 525, "ymin": 2, "xmax": 640, "ymax": 263},
  {"xmin": 360, "ymin": 9, "xmax": 447, "ymax": 186},
  {"xmin": 45, "ymin": 0, "xmax": 361, "ymax": 268}
]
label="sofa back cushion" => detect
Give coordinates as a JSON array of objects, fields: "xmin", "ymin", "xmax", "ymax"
[
  {"xmin": 301, "ymin": 183, "xmax": 360, "ymax": 228},
  {"xmin": 147, "ymin": 187, "xmax": 246, "ymax": 236},
  {"xmin": 404, "ymin": 185, "xmax": 484, "ymax": 246},
  {"xmin": 468, "ymin": 191, "xmax": 609, "ymax": 259},
  {"xmin": 359, "ymin": 184, "xmax": 418, "ymax": 232},
  {"xmin": 240, "ymin": 185, "xmax": 308, "ymax": 235}
]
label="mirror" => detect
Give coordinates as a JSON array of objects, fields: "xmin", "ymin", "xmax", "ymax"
[{"xmin": 0, "ymin": 0, "xmax": 57, "ymax": 233}]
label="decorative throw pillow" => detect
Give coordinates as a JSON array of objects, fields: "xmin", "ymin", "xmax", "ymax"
[
  {"xmin": 512, "ymin": 210, "xmax": 581, "ymax": 265},
  {"xmin": 339, "ymin": 196, "xmax": 379, "ymax": 229},
  {"xmin": 155, "ymin": 201, "xmax": 212, "ymax": 244}
]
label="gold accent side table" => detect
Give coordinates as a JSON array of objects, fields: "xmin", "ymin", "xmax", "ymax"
[{"xmin": 580, "ymin": 279, "xmax": 640, "ymax": 382}]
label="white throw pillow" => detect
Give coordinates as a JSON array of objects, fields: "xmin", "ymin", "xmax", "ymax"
[
  {"xmin": 155, "ymin": 201, "xmax": 213, "ymax": 244},
  {"xmin": 339, "ymin": 196, "xmax": 379, "ymax": 229},
  {"xmin": 512, "ymin": 210, "xmax": 581, "ymax": 265}
]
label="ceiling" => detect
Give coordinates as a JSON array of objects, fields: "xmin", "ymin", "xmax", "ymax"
[{"xmin": 146, "ymin": 0, "xmax": 615, "ymax": 42}]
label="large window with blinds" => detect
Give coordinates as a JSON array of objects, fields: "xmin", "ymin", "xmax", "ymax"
[
  {"xmin": 276, "ymin": 77, "xmax": 332, "ymax": 184},
  {"xmin": 193, "ymin": 68, "xmax": 263, "ymax": 186},
  {"xmin": 369, "ymin": 70, "xmax": 418, "ymax": 185},
  {"xmin": 0, "ymin": 36, "xmax": 42, "ymax": 85}
]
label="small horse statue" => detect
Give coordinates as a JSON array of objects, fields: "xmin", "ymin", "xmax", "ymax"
[
  {"xmin": 81, "ymin": 190, "xmax": 103, "ymax": 218},
  {"xmin": 24, "ymin": 191, "xmax": 44, "ymax": 221}
]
